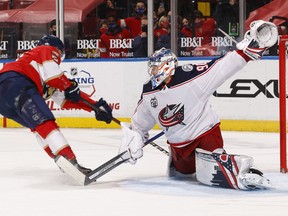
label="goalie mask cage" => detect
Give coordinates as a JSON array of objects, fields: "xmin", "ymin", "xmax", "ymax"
[{"xmin": 279, "ymin": 35, "xmax": 288, "ymax": 173}]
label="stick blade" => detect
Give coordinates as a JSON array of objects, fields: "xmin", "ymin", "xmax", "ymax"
[{"xmin": 55, "ymin": 156, "xmax": 86, "ymax": 186}]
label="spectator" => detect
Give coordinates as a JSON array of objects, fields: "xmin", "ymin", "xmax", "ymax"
[
  {"xmin": 49, "ymin": 19, "xmax": 71, "ymax": 58},
  {"xmin": 155, "ymin": 15, "xmax": 184, "ymax": 55},
  {"xmin": 130, "ymin": 16, "xmax": 149, "ymax": 57},
  {"xmin": 154, "ymin": 15, "xmax": 170, "ymax": 40},
  {"xmin": 192, "ymin": 10, "xmax": 216, "ymax": 46},
  {"xmin": 118, "ymin": 1, "xmax": 147, "ymax": 38},
  {"xmin": 98, "ymin": 15, "xmax": 132, "ymax": 58},
  {"xmin": 99, "ymin": 20, "xmax": 108, "ymax": 36},
  {"xmin": 180, "ymin": 17, "xmax": 194, "ymax": 55},
  {"xmin": 181, "ymin": 17, "xmax": 192, "ymax": 38}
]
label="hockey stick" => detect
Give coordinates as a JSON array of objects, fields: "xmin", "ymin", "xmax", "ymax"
[
  {"xmin": 84, "ymin": 130, "xmax": 165, "ymax": 185},
  {"xmin": 217, "ymin": 28, "xmax": 238, "ymax": 44},
  {"xmin": 80, "ymin": 97, "xmax": 169, "ymax": 156},
  {"xmin": 55, "ymin": 130, "xmax": 165, "ymax": 186}
]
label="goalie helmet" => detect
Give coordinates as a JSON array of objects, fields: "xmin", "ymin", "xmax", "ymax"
[
  {"xmin": 37, "ymin": 35, "xmax": 65, "ymax": 60},
  {"xmin": 148, "ymin": 47, "xmax": 178, "ymax": 89}
]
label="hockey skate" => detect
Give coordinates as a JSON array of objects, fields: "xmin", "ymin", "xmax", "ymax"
[
  {"xmin": 238, "ymin": 167, "xmax": 272, "ymax": 190},
  {"xmin": 55, "ymin": 156, "xmax": 92, "ymax": 175},
  {"xmin": 69, "ymin": 158, "xmax": 92, "ymax": 175}
]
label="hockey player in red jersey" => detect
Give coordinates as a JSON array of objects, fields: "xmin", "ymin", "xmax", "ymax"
[
  {"xmin": 0, "ymin": 35, "xmax": 112, "ymax": 175},
  {"xmin": 119, "ymin": 20, "xmax": 278, "ymax": 190}
]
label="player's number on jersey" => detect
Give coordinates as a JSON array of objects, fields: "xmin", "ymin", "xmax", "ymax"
[{"xmin": 196, "ymin": 64, "xmax": 208, "ymax": 71}]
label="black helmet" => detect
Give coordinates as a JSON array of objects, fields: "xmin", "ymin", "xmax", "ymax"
[{"xmin": 37, "ymin": 35, "xmax": 64, "ymax": 53}]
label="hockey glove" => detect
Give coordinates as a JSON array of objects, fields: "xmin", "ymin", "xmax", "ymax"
[
  {"xmin": 94, "ymin": 98, "xmax": 113, "ymax": 124},
  {"xmin": 236, "ymin": 20, "xmax": 278, "ymax": 60},
  {"xmin": 64, "ymin": 80, "xmax": 80, "ymax": 103},
  {"xmin": 119, "ymin": 122, "xmax": 144, "ymax": 164}
]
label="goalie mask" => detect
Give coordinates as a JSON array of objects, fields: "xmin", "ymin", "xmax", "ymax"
[
  {"xmin": 148, "ymin": 48, "xmax": 178, "ymax": 89},
  {"xmin": 37, "ymin": 35, "xmax": 65, "ymax": 61}
]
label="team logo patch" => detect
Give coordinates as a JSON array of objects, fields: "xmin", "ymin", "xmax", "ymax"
[
  {"xmin": 150, "ymin": 97, "xmax": 158, "ymax": 108},
  {"xmin": 158, "ymin": 103, "xmax": 185, "ymax": 130},
  {"xmin": 181, "ymin": 64, "xmax": 193, "ymax": 72}
]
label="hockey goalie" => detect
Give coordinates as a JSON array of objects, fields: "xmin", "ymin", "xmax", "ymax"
[{"xmin": 119, "ymin": 20, "xmax": 278, "ymax": 190}]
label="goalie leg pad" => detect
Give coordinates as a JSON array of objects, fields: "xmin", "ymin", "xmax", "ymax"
[{"xmin": 195, "ymin": 148, "xmax": 271, "ymax": 190}]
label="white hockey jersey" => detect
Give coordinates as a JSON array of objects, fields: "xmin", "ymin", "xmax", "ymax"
[{"xmin": 132, "ymin": 51, "xmax": 247, "ymax": 147}]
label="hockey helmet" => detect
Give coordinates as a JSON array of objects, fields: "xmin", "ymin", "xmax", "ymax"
[
  {"xmin": 37, "ymin": 35, "xmax": 65, "ymax": 60},
  {"xmin": 148, "ymin": 47, "xmax": 178, "ymax": 89}
]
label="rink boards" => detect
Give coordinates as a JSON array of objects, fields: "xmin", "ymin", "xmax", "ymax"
[{"xmin": 0, "ymin": 57, "xmax": 285, "ymax": 132}]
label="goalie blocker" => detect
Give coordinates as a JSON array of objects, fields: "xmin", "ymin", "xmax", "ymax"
[{"xmin": 195, "ymin": 148, "xmax": 272, "ymax": 190}]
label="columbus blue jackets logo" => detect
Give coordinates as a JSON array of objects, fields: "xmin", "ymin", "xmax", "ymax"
[{"xmin": 158, "ymin": 103, "xmax": 185, "ymax": 129}]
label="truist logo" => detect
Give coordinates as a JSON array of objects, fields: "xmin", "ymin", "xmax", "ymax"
[
  {"xmin": 17, "ymin": 40, "xmax": 38, "ymax": 50},
  {"xmin": 77, "ymin": 39, "xmax": 101, "ymax": 49},
  {"xmin": 158, "ymin": 103, "xmax": 186, "ymax": 130},
  {"xmin": 109, "ymin": 39, "xmax": 133, "ymax": 49}
]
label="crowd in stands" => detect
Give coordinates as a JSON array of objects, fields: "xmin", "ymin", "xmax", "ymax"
[
  {"xmin": 0, "ymin": 0, "xmax": 285, "ymax": 58},
  {"xmin": 93, "ymin": 0, "xmax": 277, "ymax": 58}
]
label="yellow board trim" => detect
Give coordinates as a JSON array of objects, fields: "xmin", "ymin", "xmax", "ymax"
[{"xmin": 0, "ymin": 117, "xmax": 284, "ymax": 132}]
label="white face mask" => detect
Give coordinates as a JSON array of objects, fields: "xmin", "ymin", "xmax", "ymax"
[
  {"xmin": 148, "ymin": 60, "xmax": 176, "ymax": 89},
  {"xmin": 148, "ymin": 48, "xmax": 178, "ymax": 89}
]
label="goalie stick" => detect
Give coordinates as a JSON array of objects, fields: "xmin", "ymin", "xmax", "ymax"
[
  {"xmin": 80, "ymin": 97, "xmax": 169, "ymax": 156},
  {"xmin": 55, "ymin": 130, "xmax": 165, "ymax": 186},
  {"xmin": 217, "ymin": 28, "xmax": 238, "ymax": 44}
]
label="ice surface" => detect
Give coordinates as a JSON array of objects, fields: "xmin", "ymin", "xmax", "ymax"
[{"xmin": 0, "ymin": 128, "xmax": 287, "ymax": 216}]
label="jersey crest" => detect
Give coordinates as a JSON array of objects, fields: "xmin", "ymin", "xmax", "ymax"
[{"xmin": 158, "ymin": 103, "xmax": 186, "ymax": 130}]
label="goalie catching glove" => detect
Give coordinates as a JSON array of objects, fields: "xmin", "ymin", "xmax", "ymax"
[
  {"xmin": 237, "ymin": 20, "xmax": 278, "ymax": 60},
  {"xmin": 119, "ymin": 122, "xmax": 144, "ymax": 164},
  {"xmin": 94, "ymin": 98, "xmax": 113, "ymax": 124}
]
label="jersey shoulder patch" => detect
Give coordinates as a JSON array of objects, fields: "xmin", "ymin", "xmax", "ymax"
[
  {"xmin": 181, "ymin": 64, "xmax": 194, "ymax": 72},
  {"xmin": 51, "ymin": 50, "xmax": 61, "ymax": 64},
  {"xmin": 37, "ymin": 46, "xmax": 61, "ymax": 65}
]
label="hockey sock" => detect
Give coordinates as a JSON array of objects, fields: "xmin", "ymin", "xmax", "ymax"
[
  {"xmin": 35, "ymin": 120, "xmax": 59, "ymax": 139},
  {"xmin": 57, "ymin": 146, "xmax": 76, "ymax": 161},
  {"xmin": 44, "ymin": 146, "xmax": 56, "ymax": 159}
]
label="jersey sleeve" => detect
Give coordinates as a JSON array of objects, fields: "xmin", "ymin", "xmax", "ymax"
[
  {"xmin": 194, "ymin": 50, "xmax": 247, "ymax": 98},
  {"xmin": 131, "ymin": 96, "xmax": 156, "ymax": 138},
  {"xmin": 38, "ymin": 47, "xmax": 71, "ymax": 91},
  {"xmin": 52, "ymin": 91, "xmax": 95, "ymax": 112}
]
